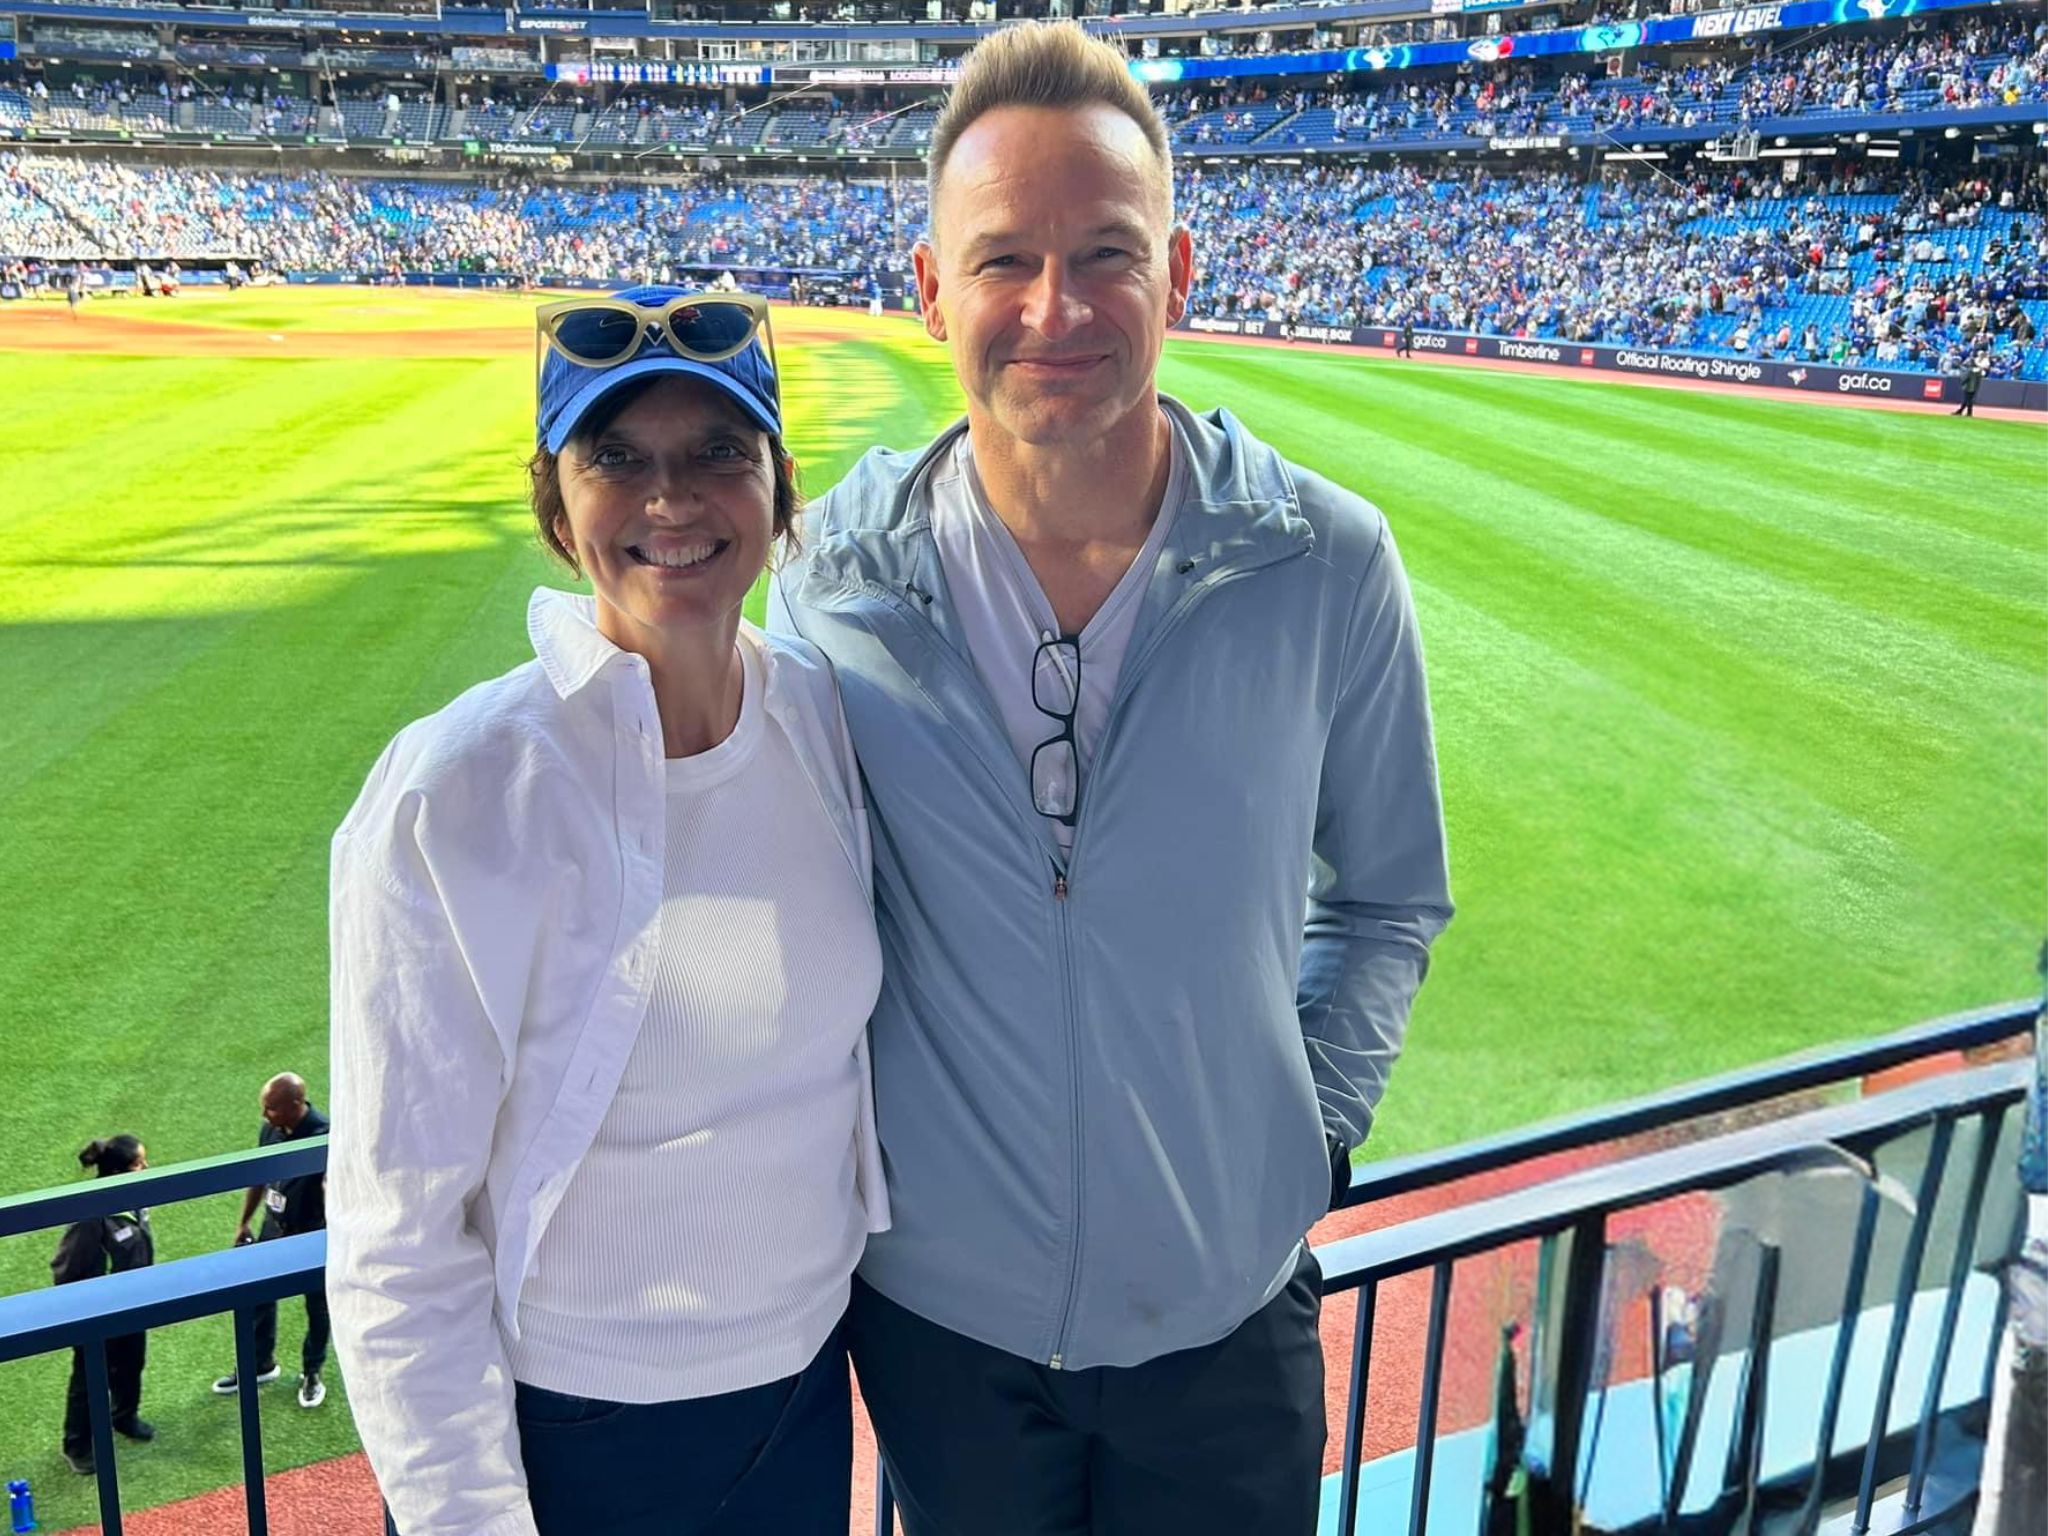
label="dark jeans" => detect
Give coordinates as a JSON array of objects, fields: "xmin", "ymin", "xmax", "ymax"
[
  {"xmin": 63, "ymin": 1333, "xmax": 146, "ymax": 1458},
  {"xmin": 385, "ymin": 1323, "xmax": 852, "ymax": 1536},
  {"xmin": 525, "ymin": 1324, "xmax": 849, "ymax": 1536},
  {"xmin": 850, "ymin": 1247, "xmax": 1326, "ymax": 1536}
]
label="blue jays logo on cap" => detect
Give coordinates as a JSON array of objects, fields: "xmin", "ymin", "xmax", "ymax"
[{"xmin": 536, "ymin": 285, "xmax": 781, "ymax": 452}]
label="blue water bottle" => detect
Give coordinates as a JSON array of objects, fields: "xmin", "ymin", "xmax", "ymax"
[{"xmin": 7, "ymin": 1479, "xmax": 34, "ymax": 1534}]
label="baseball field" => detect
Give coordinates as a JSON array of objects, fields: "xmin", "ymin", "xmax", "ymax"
[{"xmin": 0, "ymin": 286, "xmax": 2041, "ymax": 1528}]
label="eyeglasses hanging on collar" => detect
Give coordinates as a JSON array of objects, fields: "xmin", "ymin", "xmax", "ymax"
[{"xmin": 1030, "ymin": 633, "xmax": 1082, "ymax": 827}]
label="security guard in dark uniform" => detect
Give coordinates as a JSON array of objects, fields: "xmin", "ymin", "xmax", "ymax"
[
  {"xmin": 53, "ymin": 1134, "xmax": 155, "ymax": 1476},
  {"xmin": 210, "ymin": 1072, "xmax": 332, "ymax": 1407}
]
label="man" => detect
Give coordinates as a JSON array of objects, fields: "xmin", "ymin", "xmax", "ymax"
[
  {"xmin": 1954, "ymin": 353, "xmax": 1985, "ymax": 417},
  {"xmin": 210, "ymin": 1073, "xmax": 331, "ymax": 1409},
  {"xmin": 771, "ymin": 22, "xmax": 1450, "ymax": 1534},
  {"xmin": 1398, "ymin": 314, "xmax": 1415, "ymax": 356}
]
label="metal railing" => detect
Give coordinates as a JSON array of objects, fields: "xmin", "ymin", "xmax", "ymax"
[
  {"xmin": 0, "ymin": 1000, "xmax": 2034, "ymax": 1536},
  {"xmin": 0, "ymin": 1141, "xmax": 329, "ymax": 1536},
  {"xmin": 1314, "ymin": 1058, "xmax": 2028, "ymax": 1536}
]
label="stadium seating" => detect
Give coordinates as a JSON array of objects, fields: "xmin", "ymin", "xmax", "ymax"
[
  {"xmin": 6, "ymin": 147, "xmax": 2039, "ymax": 380},
  {"xmin": 886, "ymin": 108, "xmax": 936, "ymax": 150}
]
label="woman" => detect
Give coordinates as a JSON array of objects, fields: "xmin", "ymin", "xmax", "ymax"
[
  {"xmin": 52, "ymin": 1135, "xmax": 154, "ymax": 1477},
  {"xmin": 327, "ymin": 287, "xmax": 886, "ymax": 1536}
]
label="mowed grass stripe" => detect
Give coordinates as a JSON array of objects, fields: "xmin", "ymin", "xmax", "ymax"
[
  {"xmin": 1170, "ymin": 342, "xmax": 2048, "ymax": 566},
  {"xmin": 1170, "ymin": 349, "xmax": 2041, "ymax": 667}
]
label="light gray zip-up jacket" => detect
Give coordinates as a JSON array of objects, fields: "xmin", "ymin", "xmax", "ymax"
[{"xmin": 770, "ymin": 397, "xmax": 1452, "ymax": 1370}]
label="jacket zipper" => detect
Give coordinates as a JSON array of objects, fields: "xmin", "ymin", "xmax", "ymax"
[
  {"xmin": 1040, "ymin": 545, "xmax": 1307, "ymax": 1370},
  {"xmin": 1047, "ymin": 867, "xmax": 1079, "ymax": 1369}
]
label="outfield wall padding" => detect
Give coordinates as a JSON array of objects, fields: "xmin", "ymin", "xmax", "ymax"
[{"xmin": 1174, "ymin": 317, "xmax": 2048, "ymax": 413}]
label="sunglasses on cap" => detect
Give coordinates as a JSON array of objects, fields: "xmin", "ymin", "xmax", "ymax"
[{"xmin": 534, "ymin": 291, "xmax": 780, "ymax": 401}]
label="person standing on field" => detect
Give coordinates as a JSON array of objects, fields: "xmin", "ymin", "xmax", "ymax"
[
  {"xmin": 209, "ymin": 1072, "xmax": 332, "ymax": 1409},
  {"xmin": 53, "ymin": 1135, "xmax": 156, "ymax": 1477},
  {"xmin": 1953, "ymin": 353, "xmax": 1985, "ymax": 416},
  {"xmin": 771, "ymin": 23, "xmax": 1452, "ymax": 1535}
]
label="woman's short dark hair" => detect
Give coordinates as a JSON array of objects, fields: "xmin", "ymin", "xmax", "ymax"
[
  {"xmin": 528, "ymin": 376, "xmax": 802, "ymax": 579},
  {"xmin": 78, "ymin": 1135, "xmax": 143, "ymax": 1178}
]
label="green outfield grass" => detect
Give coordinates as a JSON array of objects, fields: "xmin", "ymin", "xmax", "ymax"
[{"xmin": 1, "ymin": 296, "xmax": 2042, "ymax": 1519}]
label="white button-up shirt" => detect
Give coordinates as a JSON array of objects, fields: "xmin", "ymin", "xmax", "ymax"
[{"xmin": 326, "ymin": 588, "xmax": 886, "ymax": 1536}]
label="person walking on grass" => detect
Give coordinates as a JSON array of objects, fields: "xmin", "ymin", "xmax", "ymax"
[
  {"xmin": 770, "ymin": 23, "xmax": 1452, "ymax": 1535},
  {"xmin": 209, "ymin": 1072, "xmax": 331, "ymax": 1409},
  {"xmin": 1953, "ymin": 353, "xmax": 1985, "ymax": 416},
  {"xmin": 53, "ymin": 1135, "xmax": 155, "ymax": 1476}
]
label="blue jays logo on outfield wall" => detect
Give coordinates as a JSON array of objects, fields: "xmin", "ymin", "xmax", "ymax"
[
  {"xmin": 1579, "ymin": 23, "xmax": 1645, "ymax": 51},
  {"xmin": 1581, "ymin": 22, "xmax": 1646, "ymax": 51},
  {"xmin": 1345, "ymin": 47, "xmax": 1409, "ymax": 72}
]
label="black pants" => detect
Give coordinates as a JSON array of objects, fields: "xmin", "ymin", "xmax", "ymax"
[
  {"xmin": 386, "ymin": 1324, "xmax": 852, "ymax": 1536},
  {"xmin": 252, "ymin": 1220, "xmax": 330, "ymax": 1376},
  {"xmin": 1955, "ymin": 395, "xmax": 1977, "ymax": 416},
  {"xmin": 850, "ymin": 1248, "xmax": 1325, "ymax": 1536},
  {"xmin": 63, "ymin": 1333, "xmax": 145, "ymax": 1458}
]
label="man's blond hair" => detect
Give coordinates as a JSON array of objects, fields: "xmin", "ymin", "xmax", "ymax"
[{"xmin": 927, "ymin": 22, "xmax": 1172, "ymax": 235}]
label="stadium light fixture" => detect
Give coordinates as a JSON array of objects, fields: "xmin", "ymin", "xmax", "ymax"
[
  {"xmin": 1944, "ymin": 126, "xmax": 1960, "ymax": 138},
  {"xmin": 2035, "ymin": 123, "xmax": 2048, "ymax": 136},
  {"xmin": 1773, "ymin": 136, "xmax": 1787, "ymax": 147},
  {"xmin": 1854, "ymin": 131, "xmax": 1869, "ymax": 143},
  {"xmin": 1865, "ymin": 147, "xmax": 1901, "ymax": 158}
]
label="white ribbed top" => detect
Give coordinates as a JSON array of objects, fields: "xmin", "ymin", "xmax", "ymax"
[{"xmin": 507, "ymin": 636, "xmax": 883, "ymax": 1403}]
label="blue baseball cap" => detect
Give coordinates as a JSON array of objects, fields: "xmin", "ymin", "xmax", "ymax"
[{"xmin": 536, "ymin": 285, "xmax": 781, "ymax": 453}]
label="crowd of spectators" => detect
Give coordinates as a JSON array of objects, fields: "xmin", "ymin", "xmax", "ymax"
[
  {"xmin": 1174, "ymin": 19, "xmax": 2048, "ymax": 149},
  {"xmin": 1183, "ymin": 157, "xmax": 2048, "ymax": 376},
  {"xmin": 0, "ymin": 153, "xmax": 929, "ymax": 285},
  {"xmin": 1730, "ymin": 17, "xmax": 2047, "ymax": 121}
]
